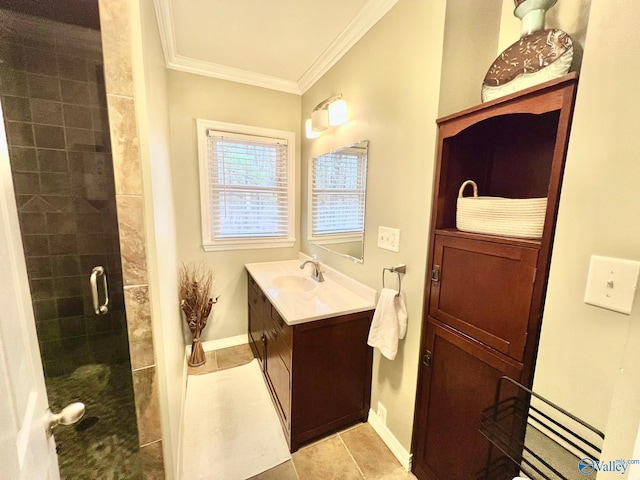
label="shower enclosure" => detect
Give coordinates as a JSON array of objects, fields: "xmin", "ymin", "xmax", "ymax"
[{"xmin": 0, "ymin": 7, "xmax": 142, "ymax": 478}]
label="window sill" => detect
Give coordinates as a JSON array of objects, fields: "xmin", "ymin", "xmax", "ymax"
[{"xmin": 202, "ymin": 239, "xmax": 296, "ymax": 252}]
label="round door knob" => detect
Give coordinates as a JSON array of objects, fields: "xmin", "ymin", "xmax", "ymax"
[{"xmin": 47, "ymin": 402, "xmax": 85, "ymax": 434}]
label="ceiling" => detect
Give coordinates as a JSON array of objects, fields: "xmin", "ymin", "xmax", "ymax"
[{"xmin": 153, "ymin": 0, "xmax": 399, "ymax": 94}]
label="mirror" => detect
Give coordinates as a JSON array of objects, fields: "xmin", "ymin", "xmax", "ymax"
[{"xmin": 308, "ymin": 140, "xmax": 368, "ymax": 263}]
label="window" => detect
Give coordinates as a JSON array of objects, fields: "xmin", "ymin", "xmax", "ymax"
[
  {"xmin": 197, "ymin": 119, "xmax": 296, "ymax": 251},
  {"xmin": 309, "ymin": 144, "xmax": 367, "ymax": 240}
]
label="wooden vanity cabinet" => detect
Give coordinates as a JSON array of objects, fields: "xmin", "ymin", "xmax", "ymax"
[
  {"xmin": 248, "ymin": 274, "xmax": 266, "ymax": 365},
  {"xmin": 412, "ymin": 75, "xmax": 578, "ymax": 480},
  {"xmin": 247, "ymin": 273, "xmax": 374, "ymax": 452}
]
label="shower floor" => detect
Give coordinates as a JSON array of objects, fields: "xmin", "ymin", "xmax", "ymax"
[{"xmin": 46, "ymin": 362, "xmax": 142, "ymax": 480}]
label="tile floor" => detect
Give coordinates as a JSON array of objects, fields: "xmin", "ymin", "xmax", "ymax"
[{"xmin": 188, "ymin": 344, "xmax": 417, "ymax": 480}]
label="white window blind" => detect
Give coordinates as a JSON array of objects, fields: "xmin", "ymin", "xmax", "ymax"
[
  {"xmin": 311, "ymin": 148, "xmax": 367, "ymax": 237},
  {"xmin": 197, "ymin": 120, "xmax": 295, "ymax": 251}
]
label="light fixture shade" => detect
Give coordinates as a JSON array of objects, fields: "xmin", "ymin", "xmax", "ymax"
[
  {"xmin": 328, "ymin": 99, "xmax": 347, "ymax": 126},
  {"xmin": 305, "ymin": 118, "xmax": 319, "ymax": 139},
  {"xmin": 311, "ymin": 108, "xmax": 329, "ymax": 132}
]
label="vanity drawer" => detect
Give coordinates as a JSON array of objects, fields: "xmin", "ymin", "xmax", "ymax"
[
  {"xmin": 265, "ymin": 327, "xmax": 291, "ymax": 424},
  {"xmin": 271, "ymin": 306, "xmax": 292, "ymax": 348},
  {"xmin": 248, "ymin": 274, "xmax": 260, "ymax": 296},
  {"xmin": 267, "ymin": 318, "xmax": 291, "ymax": 370}
]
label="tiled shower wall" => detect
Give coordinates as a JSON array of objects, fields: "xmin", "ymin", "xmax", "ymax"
[
  {"xmin": 0, "ymin": 28, "xmax": 129, "ymax": 376},
  {"xmin": 0, "ymin": 3, "xmax": 166, "ymax": 476}
]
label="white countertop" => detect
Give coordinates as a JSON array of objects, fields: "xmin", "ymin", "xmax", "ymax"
[{"xmin": 245, "ymin": 254, "xmax": 377, "ymax": 326}]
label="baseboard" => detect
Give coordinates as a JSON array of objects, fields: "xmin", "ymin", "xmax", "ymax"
[
  {"xmin": 176, "ymin": 351, "xmax": 188, "ymax": 480},
  {"xmin": 203, "ymin": 334, "xmax": 248, "ymax": 352},
  {"xmin": 368, "ymin": 409, "xmax": 413, "ymax": 471},
  {"xmin": 185, "ymin": 334, "xmax": 249, "ymax": 356}
]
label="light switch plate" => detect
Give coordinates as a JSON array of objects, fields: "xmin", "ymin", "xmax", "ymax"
[
  {"xmin": 378, "ymin": 226, "xmax": 400, "ymax": 252},
  {"xmin": 584, "ymin": 255, "xmax": 640, "ymax": 315}
]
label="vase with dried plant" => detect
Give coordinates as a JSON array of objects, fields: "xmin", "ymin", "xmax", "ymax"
[{"xmin": 179, "ymin": 263, "xmax": 219, "ymax": 367}]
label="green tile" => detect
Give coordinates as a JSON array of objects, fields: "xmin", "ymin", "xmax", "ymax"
[
  {"xmin": 19, "ymin": 211, "xmax": 46, "ymax": 234},
  {"xmin": 46, "ymin": 212, "xmax": 76, "ymax": 234},
  {"xmin": 60, "ymin": 79, "xmax": 90, "ymax": 106},
  {"xmin": 34, "ymin": 124, "xmax": 66, "ymax": 149},
  {"xmin": 33, "ymin": 298, "xmax": 57, "ymax": 322},
  {"xmin": 3, "ymin": 95, "xmax": 32, "ymax": 121},
  {"xmin": 29, "ymin": 277, "xmax": 54, "ymax": 300},
  {"xmin": 37, "ymin": 149, "xmax": 68, "ymax": 172},
  {"xmin": 27, "ymin": 73, "xmax": 61, "ymax": 101},
  {"xmin": 39, "ymin": 171, "xmax": 70, "ymax": 195},
  {"xmin": 57, "ymin": 54, "xmax": 88, "ymax": 82},
  {"xmin": 48, "ymin": 234, "xmax": 77, "ymax": 255},
  {"xmin": 12, "ymin": 172, "xmax": 40, "ymax": 194},
  {"xmin": 0, "ymin": 66, "xmax": 29, "ymax": 97},
  {"xmin": 22, "ymin": 234, "xmax": 50, "ymax": 256},
  {"xmin": 9, "ymin": 147, "xmax": 38, "ymax": 171},
  {"xmin": 31, "ymin": 99, "xmax": 63, "ymax": 126},
  {"xmin": 63, "ymin": 104, "xmax": 92, "ymax": 128},
  {"xmin": 6, "ymin": 121, "xmax": 34, "ymax": 147},
  {"xmin": 26, "ymin": 256, "xmax": 52, "ymax": 278}
]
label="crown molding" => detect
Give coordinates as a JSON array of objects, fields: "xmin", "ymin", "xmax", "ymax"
[
  {"xmin": 153, "ymin": 0, "xmax": 175, "ymax": 65},
  {"xmin": 297, "ymin": 0, "xmax": 400, "ymax": 93},
  {"xmin": 153, "ymin": 0, "xmax": 399, "ymax": 95},
  {"xmin": 167, "ymin": 54, "xmax": 302, "ymax": 95}
]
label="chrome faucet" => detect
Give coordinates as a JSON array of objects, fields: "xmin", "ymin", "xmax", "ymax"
[{"xmin": 300, "ymin": 256, "xmax": 324, "ymax": 282}]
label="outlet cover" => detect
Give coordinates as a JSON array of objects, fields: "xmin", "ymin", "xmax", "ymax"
[
  {"xmin": 377, "ymin": 402, "xmax": 387, "ymax": 425},
  {"xmin": 378, "ymin": 226, "xmax": 400, "ymax": 252},
  {"xmin": 584, "ymin": 255, "xmax": 640, "ymax": 315}
]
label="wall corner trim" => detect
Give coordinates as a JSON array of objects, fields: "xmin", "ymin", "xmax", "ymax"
[{"xmin": 367, "ymin": 409, "xmax": 413, "ymax": 471}]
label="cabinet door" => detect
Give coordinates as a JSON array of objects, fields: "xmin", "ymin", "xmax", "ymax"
[
  {"xmin": 248, "ymin": 277, "xmax": 265, "ymax": 365},
  {"xmin": 429, "ymin": 235, "xmax": 538, "ymax": 361},
  {"xmin": 413, "ymin": 321, "xmax": 522, "ymax": 480},
  {"xmin": 265, "ymin": 326, "xmax": 291, "ymax": 425},
  {"xmin": 291, "ymin": 312, "xmax": 373, "ymax": 443}
]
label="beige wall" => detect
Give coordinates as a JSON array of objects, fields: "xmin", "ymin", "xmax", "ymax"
[
  {"xmin": 166, "ymin": 71, "xmax": 301, "ymax": 341},
  {"xmin": 529, "ymin": 0, "xmax": 640, "ymax": 467},
  {"xmin": 134, "ymin": 0, "xmax": 182, "ymax": 478},
  {"xmin": 438, "ymin": 0, "xmax": 502, "ymax": 116},
  {"xmin": 301, "ymin": 0, "xmax": 446, "ymax": 450}
]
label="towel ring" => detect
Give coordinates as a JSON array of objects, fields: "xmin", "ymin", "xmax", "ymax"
[{"xmin": 382, "ymin": 264, "xmax": 406, "ymax": 294}]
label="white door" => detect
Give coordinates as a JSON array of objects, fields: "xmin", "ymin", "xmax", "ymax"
[{"xmin": 0, "ymin": 105, "xmax": 60, "ymax": 480}]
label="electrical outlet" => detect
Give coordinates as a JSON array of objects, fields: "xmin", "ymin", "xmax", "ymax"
[
  {"xmin": 377, "ymin": 402, "xmax": 387, "ymax": 426},
  {"xmin": 378, "ymin": 226, "xmax": 400, "ymax": 252}
]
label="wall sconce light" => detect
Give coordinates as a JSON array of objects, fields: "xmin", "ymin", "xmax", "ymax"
[{"xmin": 305, "ymin": 94, "xmax": 347, "ymax": 139}]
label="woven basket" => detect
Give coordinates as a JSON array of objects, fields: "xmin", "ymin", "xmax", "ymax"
[{"xmin": 456, "ymin": 180, "xmax": 547, "ymax": 239}]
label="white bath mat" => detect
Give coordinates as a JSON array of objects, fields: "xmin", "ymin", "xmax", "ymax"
[{"xmin": 181, "ymin": 359, "xmax": 291, "ymax": 480}]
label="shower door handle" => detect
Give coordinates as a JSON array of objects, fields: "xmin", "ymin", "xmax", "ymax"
[{"xmin": 90, "ymin": 266, "xmax": 109, "ymax": 315}]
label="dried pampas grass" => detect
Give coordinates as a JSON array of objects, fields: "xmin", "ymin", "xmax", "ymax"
[{"xmin": 179, "ymin": 262, "xmax": 219, "ymax": 366}]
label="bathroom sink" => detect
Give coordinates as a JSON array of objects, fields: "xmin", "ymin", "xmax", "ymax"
[
  {"xmin": 271, "ymin": 274, "xmax": 318, "ymax": 293},
  {"xmin": 246, "ymin": 258, "xmax": 377, "ymax": 325}
]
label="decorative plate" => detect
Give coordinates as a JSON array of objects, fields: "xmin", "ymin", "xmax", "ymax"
[{"xmin": 481, "ymin": 28, "xmax": 573, "ymax": 102}]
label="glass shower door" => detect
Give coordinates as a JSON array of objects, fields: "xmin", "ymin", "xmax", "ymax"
[{"xmin": 0, "ymin": 8, "xmax": 142, "ymax": 479}]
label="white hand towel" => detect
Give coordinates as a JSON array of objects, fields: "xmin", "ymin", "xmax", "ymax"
[{"xmin": 367, "ymin": 288, "xmax": 408, "ymax": 360}]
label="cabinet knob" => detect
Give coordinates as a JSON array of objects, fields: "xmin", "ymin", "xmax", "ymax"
[
  {"xmin": 431, "ymin": 265, "xmax": 441, "ymax": 286},
  {"xmin": 422, "ymin": 351, "xmax": 432, "ymax": 368},
  {"xmin": 272, "ymin": 329, "xmax": 277, "ymax": 338}
]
